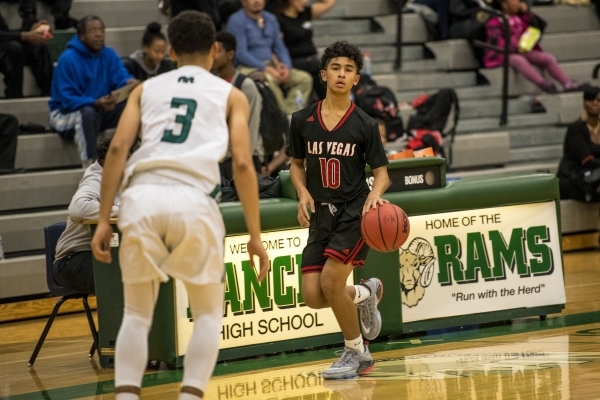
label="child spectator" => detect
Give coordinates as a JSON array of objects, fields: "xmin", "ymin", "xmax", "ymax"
[
  {"xmin": 48, "ymin": 16, "xmax": 136, "ymax": 166},
  {"xmin": 484, "ymin": 0, "xmax": 586, "ymax": 93},
  {"xmin": 123, "ymin": 22, "xmax": 174, "ymax": 81}
]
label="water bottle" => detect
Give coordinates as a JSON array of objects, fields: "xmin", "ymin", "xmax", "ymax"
[
  {"xmin": 0, "ymin": 235, "xmax": 4, "ymax": 261},
  {"xmin": 363, "ymin": 52, "xmax": 372, "ymax": 77},
  {"xmin": 294, "ymin": 89, "xmax": 305, "ymax": 111}
]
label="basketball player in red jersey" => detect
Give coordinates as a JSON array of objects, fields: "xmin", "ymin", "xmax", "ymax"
[{"xmin": 289, "ymin": 41, "xmax": 390, "ymax": 379}]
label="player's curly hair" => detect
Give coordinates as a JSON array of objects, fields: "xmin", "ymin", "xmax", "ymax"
[
  {"xmin": 168, "ymin": 11, "xmax": 215, "ymax": 55},
  {"xmin": 319, "ymin": 41, "xmax": 364, "ymax": 73}
]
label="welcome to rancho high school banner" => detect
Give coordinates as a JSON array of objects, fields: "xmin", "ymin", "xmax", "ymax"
[
  {"xmin": 174, "ymin": 228, "xmax": 351, "ymax": 355},
  {"xmin": 399, "ymin": 201, "xmax": 565, "ymax": 323}
]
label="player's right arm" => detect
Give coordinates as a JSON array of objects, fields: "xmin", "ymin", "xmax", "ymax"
[{"xmin": 227, "ymin": 87, "xmax": 269, "ymax": 282}]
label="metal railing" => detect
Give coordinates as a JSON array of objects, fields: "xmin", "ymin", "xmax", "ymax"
[
  {"xmin": 472, "ymin": 7, "xmax": 511, "ymax": 126},
  {"xmin": 393, "ymin": 0, "xmax": 406, "ymax": 70}
]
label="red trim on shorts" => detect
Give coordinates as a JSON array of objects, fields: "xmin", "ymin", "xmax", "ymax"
[
  {"xmin": 302, "ymin": 265, "xmax": 324, "ymax": 274},
  {"xmin": 353, "ymin": 259, "xmax": 365, "ymax": 268},
  {"xmin": 324, "ymin": 248, "xmax": 347, "ymax": 263},
  {"xmin": 345, "ymin": 238, "xmax": 365, "ymax": 264}
]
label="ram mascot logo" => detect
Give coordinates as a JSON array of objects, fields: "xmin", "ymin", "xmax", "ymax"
[{"xmin": 399, "ymin": 238, "xmax": 436, "ymax": 307}]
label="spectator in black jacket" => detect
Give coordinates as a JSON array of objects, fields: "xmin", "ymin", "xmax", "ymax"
[
  {"xmin": 0, "ymin": 10, "xmax": 53, "ymax": 98},
  {"xmin": 17, "ymin": 0, "xmax": 78, "ymax": 30},
  {"xmin": 449, "ymin": 0, "xmax": 490, "ymax": 62},
  {"xmin": 158, "ymin": 0, "xmax": 221, "ymax": 28},
  {"xmin": 277, "ymin": 0, "xmax": 335, "ymax": 100},
  {"xmin": 558, "ymin": 86, "xmax": 600, "ymax": 202},
  {"xmin": 123, "ymin": 22, "xmax": 174, "ymax": 82}
]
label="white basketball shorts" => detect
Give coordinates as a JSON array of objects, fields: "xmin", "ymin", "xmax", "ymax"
[{"xmin": 117, "ymin": 183, "xmax": 225, "ymax": 285}]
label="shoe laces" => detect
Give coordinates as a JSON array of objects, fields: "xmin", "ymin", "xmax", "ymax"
[
  {"xmin": 334, "ymin": 342, "xmax": 370, "ymax": 358},
  {"xmin": 339, "ymin": 348, "xmax": 357, "ymax": 364}
]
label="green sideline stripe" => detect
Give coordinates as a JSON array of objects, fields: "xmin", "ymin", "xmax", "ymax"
[{"xmin": 5, "ymin": 311, "xmax": 600, "ymax": 400}]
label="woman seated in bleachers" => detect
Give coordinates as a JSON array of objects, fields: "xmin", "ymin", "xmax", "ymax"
[
  {"xmin": 483, "ymin": 0, "xmax": 586, "ymax": 93},
  {"xmin": 276, "ymin": 0, "xmax": 336, "ymax": 100},
  {"xmin": 557, "ymin": 86, "xmax": 600, "ymax": 202},
  {"xmin": 123, "ymin": 22, "xmax": 174, "ymax": 82}
]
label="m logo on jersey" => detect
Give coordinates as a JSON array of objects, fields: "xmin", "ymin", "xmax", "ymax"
[{"xmin": 178, "ymin": 76, "xmax": 195, "ymax": 84}]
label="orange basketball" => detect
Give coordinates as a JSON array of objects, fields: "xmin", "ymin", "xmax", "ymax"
[{"xmin": 361, "ymin": 203, "xmax": 410, "ymax": 252}]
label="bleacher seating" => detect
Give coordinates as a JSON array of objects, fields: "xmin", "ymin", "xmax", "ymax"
[{"xmin": 0, "ymin": 0, "xmax": 598, "ymax": 301}]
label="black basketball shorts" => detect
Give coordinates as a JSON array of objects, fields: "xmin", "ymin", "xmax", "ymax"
[{"xmin": 301, "ymin": 195, "xmax": 370, "ymax": 274}]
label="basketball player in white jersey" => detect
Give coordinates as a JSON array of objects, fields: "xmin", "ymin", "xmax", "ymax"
[{"xmin": 91, "ymin": 11, "xmax": 269, "ymax": 400}]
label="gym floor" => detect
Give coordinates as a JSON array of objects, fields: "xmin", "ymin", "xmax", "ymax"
[{"xmin": 1, "ymin": 249, "xmax": 599, "ymax": 399}]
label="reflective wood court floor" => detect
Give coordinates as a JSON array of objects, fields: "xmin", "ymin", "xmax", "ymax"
[{"xmin": 1, "ymin": 249, "xmax": 599, "ymax": 399}]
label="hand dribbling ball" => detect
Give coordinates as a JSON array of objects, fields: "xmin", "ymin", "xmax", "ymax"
[{"xmin": 361, "ymin": 203, "xmax": 410, "ymax": 252}]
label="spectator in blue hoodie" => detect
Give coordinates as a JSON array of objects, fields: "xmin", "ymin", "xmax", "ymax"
[{"xmin": 48, "ymin": 15, "xmax": 135, "ymax": 166}]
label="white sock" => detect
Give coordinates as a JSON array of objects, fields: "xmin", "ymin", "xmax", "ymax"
[
  {"xmin": 345, "ymin": 336, "xmax": 365, "ymax": 353},
  {"xmin": 116, "ymin": 394, "xmax": 139, "ymax": 400},
  {"xmin": 353, "ymin": 284, "xmax": 371, "ymax": 305},
  {"xmin": 179, "ymin": 393, "xmax": 202, "ymax": 400}
]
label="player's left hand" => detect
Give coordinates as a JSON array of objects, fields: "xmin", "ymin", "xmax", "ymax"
[
  {"xmin": 91, "ymin": 221, "xmax": 114, "ymax": 264},
  {"xmin": 362, "ymin": 194, "xmax": 389, "ymax": 215},
  {"xmin": 247, "ymin": 236, "xmax": 269, "ymax": 281}
]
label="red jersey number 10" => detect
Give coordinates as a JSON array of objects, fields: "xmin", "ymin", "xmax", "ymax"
[{"xmin": 319, "ymin": 158, "xmax": 341, "ymax": 189}]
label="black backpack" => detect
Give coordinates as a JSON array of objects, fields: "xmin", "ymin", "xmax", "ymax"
[
  {"xmin": 406, "ymin": 88, "xmax": 460, "ymax": 161},
  {"xmin": 406, "ymin": 88, "xmax": 460, "ymax": 139},
  {"xmin": 233, "ymin": 74, "xmax": 288, "ymax": 155},
  {"xmin": 352, "ymin": 75, "xmax": 404, "ymax": 141}
]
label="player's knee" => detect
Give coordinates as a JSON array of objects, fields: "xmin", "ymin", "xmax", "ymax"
[
  {"xmin": 302, "ymin": 286, "xmax": 327, "ymax": 309},
  {"xmin": 320, "ymin": 274, "xmax": 344, "ymax": 298},
  {"xmin": 123, "ymin": 304, "xmax": 154, "ymax": 328},
  {"xmin": 122, "ymin": 312, "xmax": 153, "ymax": 330}
]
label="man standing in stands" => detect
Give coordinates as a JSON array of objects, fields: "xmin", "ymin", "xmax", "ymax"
[
  {"xmin": 0, "ymin": 10, "xmax": 53, "ymax": 98},
  {"xmin": 212, "ymin": 31, "xmax": 263, "ymax": 179},
  {"xmin": 226, "ymin": 0, "xmax": 312, "ymax": 116},
  {"xmin": 48, "ymin": 15, "xmax": 136, "ymax": 167}
]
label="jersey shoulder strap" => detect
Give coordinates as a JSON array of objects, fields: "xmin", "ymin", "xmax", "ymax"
[{"xmin": 233, "ymin": 73, "xmax": 247, "ymax": 90}]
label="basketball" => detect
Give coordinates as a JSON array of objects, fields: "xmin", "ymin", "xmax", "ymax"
[{"xmin": 361, "ymin": 203, "xmax": 410, "ymax": 252}]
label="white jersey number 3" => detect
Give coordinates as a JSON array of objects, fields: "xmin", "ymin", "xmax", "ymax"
[{"xmin": 162, "ymin": 97, "xmax": 197, "ymax": 144}]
